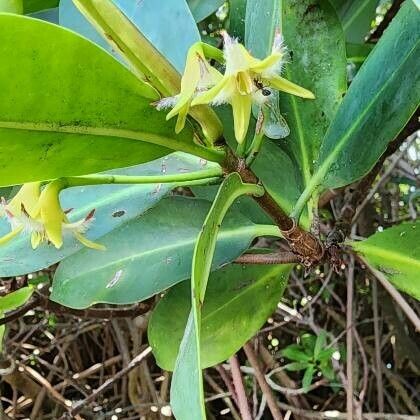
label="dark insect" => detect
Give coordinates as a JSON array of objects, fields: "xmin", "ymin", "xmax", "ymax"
[{"xmin": 254, "ymin": 78, "xmax": 271, "ymax": 96}]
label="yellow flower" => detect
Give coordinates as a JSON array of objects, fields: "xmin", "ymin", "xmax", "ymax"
[
  {"xmin": 0, "ymin": 182, "xmax": 105, "ymax": 251},
  {"xmin": 192, "ymin": 31, "xmax": 315, "ymax": 143},
  {"xmin": 155, "ymin": 42, "xmax": 223, "ymax": 133}
]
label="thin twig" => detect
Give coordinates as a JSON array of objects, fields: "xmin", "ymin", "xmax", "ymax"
[
  {"xmin": 371, "ymin": 278, "xmax": 384, "ymax": 412},
  {"xmin": 65, "ymin": 346, "xmax": 152, "ymax": 418},
  {"xmin": 346, "ymin": 256, "xmax": 355, "ymax": 420},
  {"xmin": 229, "ymin": 355, "xmax": 252, "ymax": 420},
  {"xmin": 243, "ymin": 341, "xmax": 283, "ymax": 420}
]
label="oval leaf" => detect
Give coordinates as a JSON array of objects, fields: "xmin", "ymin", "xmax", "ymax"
[
  {"xmin": 51, "ymin": 196, "xmax": 266, "ymax": 308},
  {"xmin": 0, "ymin": 14, "xmax": 217, "ymax": 186},
  {"xmin": 317, "ymin": 1, "xmax": 419, "ymax": 190},
  {"xmin": 350, "ymin": 221, "xmax": 420, "ymax": 300},
  {"xmin": 0, "ymin": 153, "xmax": 206, "ymax": 277},
  {"xmin": 149, "ymin": 264, "xmax": 291, "ymax": 370}
]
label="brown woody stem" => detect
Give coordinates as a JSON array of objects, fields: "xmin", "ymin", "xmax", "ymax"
[{"xmin": 223, "ymin": 148, "xmax": 324, "ymax": 265}]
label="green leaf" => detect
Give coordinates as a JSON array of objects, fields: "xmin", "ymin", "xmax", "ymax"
[
  {"xmin": 171, "ymin": 173, "xmax": 264, "ymax": 420},
  {"xmin": 51, "ymin": 196, "xmax": 275, "ymax": 308},
  {"xmin": 0, "ymin": 287, "xmax": 34, "ymax": 312},
  {"xmin": 280, "ymin": 0, "xmax": 347, "ymax": 194},
  {"xmin": 0, "ymin": 15, "xmax": 220, "ymax": 186},
  {"xmin": 285, "ymin": 362, "xmax": 310, "ymax": 372},
  {"xmin": 0, "ymin": 0, "xmax": 22, "ymax": 12},
  {"xmin": 293, "ymin": 1, "xmax": 420, "ymax": 216},
  {"xmin": 244, "ymin": 0, "xmax": 346, "ymax": 225},
  {"xmin": 0, "ymin": 153, "xmax": 205, "ymax": 277},
  {"xmin": 302, "ymin": 365, "xmax": 315, "ymax": 391},
  {"xmin": 331, "ymin": 0, "xmax": 378, "ymax": 43},
  {"xmin": 228, "ymin": 0, "xmax": 247, "ymax": 41},
  {"xmin": 314, "ymin": 331, "xmax": 327, "ymax": 359},
  {"xmin": 350, "ymin": 222, "xmax": 420, "ymax": 300},
  {"xmin": 187, "ymin": 0, "xmax": 225, "ymax": 22},
  {"xmin": 149, "ymin": 264, "xmax": 291, "ymax": 370},
  {"xmin": 69, "ymin": 0, "xmax": 223, "ymax": 144},
  {"xmin": 346, "ymin": 42, "xmax": 374, "ymax": 65},
  {"xmin": 23, "ymin": 0, "xmax": 58, "ymax": 14},
  {"xmin": 252, "ymin": 140, "xmax": 309, "ymax": 227},
  {"xmin": 320, "ymin": 363, "xmax": 335, "ymax": 381},
  {"xmin": 281, "ymin": 344, "xmax": 313, "ymax": 362}
]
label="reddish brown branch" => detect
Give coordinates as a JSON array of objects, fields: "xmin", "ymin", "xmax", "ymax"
[
  {"xmin": 235, "ymin": 252, "xmax": 300, "ymax": 265},
  {"xmin": 223, "ymin": 149, "xmax": 324, "ymax": 265},
  {"xmin": 243, "ymin": 341, "xmax": 283, "ymax": 420}
]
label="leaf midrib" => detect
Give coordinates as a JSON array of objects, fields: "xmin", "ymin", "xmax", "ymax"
[
  {"xmin": 57, "ymin": 224, "xmax": 259, "ymax": 281},
  {"xmin": 312, "ymin": 37, "xmax": 419, "ymax": 191}
]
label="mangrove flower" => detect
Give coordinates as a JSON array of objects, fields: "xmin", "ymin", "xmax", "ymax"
[
  {"xmin": 158, "ymin": 31, "xmax": 315, "ymax": 144},
  {"xmin": 156, "ymin": 42, "xmax": 222, "ymax": 133},
  {"xmin": 0, "ymin": 182, "xmax": 104, "ymax": 251}
]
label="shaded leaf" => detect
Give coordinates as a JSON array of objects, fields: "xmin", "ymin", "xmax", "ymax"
[
  {"xmin": 0, "ymin": 153, "xmax": 206, "ymax": 277},
  {"xmin": 51, "ymin": 196, "xmax": 273, "ymax": 308},
  {"xmin": 294, "ymin": 1, "xmax": 420, "ymax": 215},
  {"xmin": 171, "ymin": 173, "xmax": 264, "ymax": 420},
  {"xmin": 23, "ymin": 0, "xmax": 58, "ymax": 14},
  {"xmin": 331, "ymin": 0, "xmax": 378, "ymax": 43},
  {"xmin": 149, "ymin": 264, "xmax": 291, "ymax": 370},
  {"xmin": 187, "ymin": 0, "xmax": 225, "ymax": 23}
]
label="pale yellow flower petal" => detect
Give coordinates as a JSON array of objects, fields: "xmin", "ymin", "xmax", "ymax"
[
  {"xmin": 166, "ymin": 43, "xmax": 203, "ymax": 120},
  {"xmin": 74, "ymin": 232, "xmax": 106, "ymax": 251},
  {"xmin": 39, "ymin": 182, "xmax": 65, "ymax": 249},
  {"xmin": 231, "ymin": 93, "xmax": 253, "ymax": 143},
  {"xmin": 31, "ymin": 231, "xmax": 42, "ymax": 249},
  {"xmin": 192, "ymin": 75, "xmax": 233, "ymax": 106},
  {"xmin": 0, "ymin": 226, "xmax": 23, "ymax": 246},
  {"xmin": 250, "ymin": 53, "xmax": 282, "ymax": 73},
  {"xmin": 267, "ymin": 76, "xmax": 315, "ymax": 99},
  {"xmin": 9, "ymin": 182, "xmax": 41, "ymax": 218}
]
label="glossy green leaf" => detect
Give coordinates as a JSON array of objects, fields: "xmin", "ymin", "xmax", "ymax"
[
  {"xmin": 171, "ymin": 174, "xmax": 264, "ymax": 420},
  {"xmin": 0, "ymin": 287, "xmax": 34, "ymax": 312},
  {"xmin": 331, "ymin": 0, "xmax": 377, "ymax": 43},
  {"xmin": 293, "ymin": 1, "xmax": 420, "ymax": 216},
  {"xmin": 187, "ymin": 0, "xmax": 225, "ymax": 22},
  {"xmin": 0, "ymin": 0, "xmax": 22, "ymax": 12},
  {"xmin": 0, "ymin": 15, "xmax": 220, "ymax": 186},
  {"xmin": 69, "ymin": 0, "xmax": 222, "ymax": 145},
  {"xmin": 280, "ymin": 0, "xmax": 347, "ymax": 188},
  {"xmin": 149, "ymin": 264, "xmax": 291, "ymax": 371},
  {"xmin": 0, "ymin": 153, "xmax": 207, "ymax": 277},
  {"xmin": 23, "ymin": 0, "xmax": 58, "ymax": 14},
  {"xmin": 245, "ymin": 0, "xmax": 279, "ymax": 59},
  {"xmin": 350, "ymin": 222, "xmax": 420, "ymax": 300},
  {"xmin": 51, "ymin": 196, "xmax": 277, "ymax": 308}
]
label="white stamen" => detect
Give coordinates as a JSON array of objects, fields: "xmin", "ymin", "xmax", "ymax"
[{"xmin": 154, "ymin": 95, "xmax": 179, "ymax": 110}]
